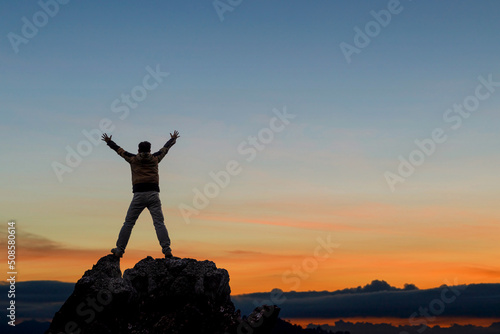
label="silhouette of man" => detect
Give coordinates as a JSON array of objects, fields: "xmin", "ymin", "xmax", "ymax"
[{"xmin": 101, "ymin": 131, "xmax": 180, "ymax": 258}]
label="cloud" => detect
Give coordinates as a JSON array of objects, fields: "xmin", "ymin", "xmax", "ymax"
[
  {"xmin": 0, "ymin": 281, "xmax": 75, "ymax": 321},
  {"xmin": 0, "ymin": 230, "xmax": 114, "ymax": 281},
  {"xmin": 0, "ymin": 229, "xmax": 103, "ymax": 259},
  {"xmin": 232, "ymin": 280, "xmax": 500, "ymax": 319}
]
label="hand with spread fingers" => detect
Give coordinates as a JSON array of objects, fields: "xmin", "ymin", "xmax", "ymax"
[
  {"xmin": 101, "ymin": 133, "xmax": 112, "ymax": 143},
  {"xmin": 170, "ymin": 130, "xmax": 180, "ymax": 139}
]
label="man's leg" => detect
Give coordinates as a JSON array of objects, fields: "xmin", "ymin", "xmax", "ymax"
[
  {"xmin": 147, "ymin": 191, "xmax": 172, "ymax": 256},
  {"xmin": 115, "ymin": 193, "xmax": 146, "ymax": 255}
]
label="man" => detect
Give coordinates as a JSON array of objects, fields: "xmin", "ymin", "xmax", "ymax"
[{"xmin": 101, "ymin": 130, "xmax": 180, "ymax": 258}]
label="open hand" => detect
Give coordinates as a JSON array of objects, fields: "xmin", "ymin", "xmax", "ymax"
[
  {"xmin": 101, "ymin": 133, "xmax": 112, "ymax": 143},
  {"xmin": 170, "ymin": 130, "xmax": 180, "ymax": 139}
]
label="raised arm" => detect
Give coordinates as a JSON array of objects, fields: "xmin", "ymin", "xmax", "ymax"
[
  {"xmin": 102, "ymin": 133, "xmax": 135, "ymax": 162},
  {"xmin": 166, "ymin": 130, "xmax": 180, "ymax": 148},
  {"xmin": 154, "ymin": 130, "xmax": 180, "ymax": 162}
]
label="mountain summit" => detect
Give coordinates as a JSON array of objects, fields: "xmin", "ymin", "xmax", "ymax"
[{"xmin": 46, "ymin": 255, "xmax": 279, "ymax": 334}]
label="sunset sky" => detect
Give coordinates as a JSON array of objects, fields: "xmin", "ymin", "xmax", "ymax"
[{"xmin": 1, "ymin": 0, "xmax": 500, "ymax": 302}]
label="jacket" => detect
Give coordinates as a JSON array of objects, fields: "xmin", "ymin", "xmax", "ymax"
[{"xmin": 107, "ymin": 138, "xmax": 176, "ymax": 192}]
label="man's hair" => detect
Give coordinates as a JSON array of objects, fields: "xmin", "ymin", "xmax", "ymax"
[{"xmin": 138, "ymin": 141, "xmax": 151, "ymax": 153}]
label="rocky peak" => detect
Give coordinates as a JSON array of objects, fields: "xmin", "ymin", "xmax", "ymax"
[{"xmin": 46, "ymin": 255, "xmax": 279, "ymax": 334}]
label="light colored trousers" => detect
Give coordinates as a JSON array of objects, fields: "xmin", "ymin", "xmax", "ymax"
[{"xmin": 115, "ymin": 191, "xmax": 171, "ymax": 255}]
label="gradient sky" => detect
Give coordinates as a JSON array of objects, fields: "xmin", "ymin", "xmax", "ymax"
[{"xmin": 1, "ymin": 0, "xmax": 500, "ymax": 297}]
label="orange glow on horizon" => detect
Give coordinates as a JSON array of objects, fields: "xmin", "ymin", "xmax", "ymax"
[
  {"xmin": 286, "ymin": 317, "xmax": 500, "ymax": 329},
  {"xmin": 4, "ymin": 201, "xmax": 500, "ymax": 295},
  {"xmin": 11, "ymin": 244, "xmax": 500, "ymax": 295}
]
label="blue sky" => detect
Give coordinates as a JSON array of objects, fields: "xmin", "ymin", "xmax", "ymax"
[{"xmin": 1, "ymin": 0, "xmax": 500, "ymax": 296}]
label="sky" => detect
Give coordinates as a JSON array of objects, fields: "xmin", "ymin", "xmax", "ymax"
[{"xmin": 1, "ymin": 0, "xmax": 500, "ymax": 310}]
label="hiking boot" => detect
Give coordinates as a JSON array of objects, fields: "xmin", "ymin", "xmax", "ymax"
[
  {"xmin": 111, "ymin": 248, "xmax": 123, "ymax": 258},
  {"xmin": 164, "ymin": 250, "xmax": 173, "ymax": 259}
]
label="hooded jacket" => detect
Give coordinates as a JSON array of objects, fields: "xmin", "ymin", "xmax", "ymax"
[{"xmin": 107, "ymin": 138, "xmax": 176, "ymax": 192}]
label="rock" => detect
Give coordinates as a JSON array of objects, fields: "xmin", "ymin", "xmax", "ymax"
[
  {"xmin": 239, "ymin": 305, "xmax": 281, "ymax": 334},
  {"xmin": 46, "ymin": 255, "xmax": 279, "ymax": 334}
]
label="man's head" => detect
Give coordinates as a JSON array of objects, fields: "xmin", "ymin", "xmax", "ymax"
[{"xmin": 138, "ymin": 141, "xmax": 151, "ymax": 153}]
